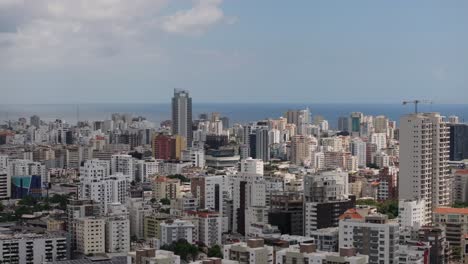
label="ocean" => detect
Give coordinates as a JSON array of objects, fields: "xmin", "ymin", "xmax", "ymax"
[{"xmin": 0, "ymin": 103, "xmax": 467, "ymax": 128}]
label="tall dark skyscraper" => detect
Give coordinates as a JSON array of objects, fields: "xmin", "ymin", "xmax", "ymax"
[
  {"xmin": 172, "ymin": 89, "xmax": 193, "ymax": 145},
  {"xmin": 449, "ymin": 123, "xmax": 468, "ymax": 161}
]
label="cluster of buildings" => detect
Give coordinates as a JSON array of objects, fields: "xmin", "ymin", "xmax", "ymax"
[{"xmin": 0, "ymin": 89, "xmax": 467, "ymax": 264}]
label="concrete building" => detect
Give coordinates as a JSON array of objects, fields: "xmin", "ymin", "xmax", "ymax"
[
  {"xmin": 350, "ymin": 138, "xmax": 367, "ymax": 168},
  {"xmin": 172, "ymin": 89, "xmax": 193, "ymax": 145},
  {"xmin": 276, "ymin": 244, "xmax": 368, "ymax": 264},
  {"xmin": 256, "ymin": 128, "xmax": 270, "ymax": 162},
  {"xmin": 105, "ymin": 204, "xmax": 130, "ymax": 253},
  {"xmin": 187, "ymin": 211, "xmax": 223, "ymax": 247},
  {"xmin": 75, "ymin": 217, "xmax": 106, "ymax": 255},
  {"xmin": 303, "ymin": 170, "xmax": 355, "ymax": 234},
  {"xmin": 153, "ymin": 176, "xmax": 181, "ymax": 200},
  {"xmin": 160, "ymin": 219, "xmax": 195, "ymax": 246},
  {"xmin": 181, "ymin": 147, "xmax": 205, "ymax": 168},
  {"xmin": 240, "ymin": 158, "xmax": 264, "ymax": 175},
  {"xmin": 0, "ymin": 233, "xmax": 68, "ymax": 264},
  {"xmin": 339, "ymin": 214, "xmax": 399, "ymax": 264},
  {"xmin": 111, "ymin": 154, "xmax": 134, "ymax": 179},
  {"xmin": 398, "ymin": 199, "xmax": 426, "ymax": 229},
  {"xmin": 190, "ymin": 175, "xmax": 226, "ymax": 213},
  {"xmin": 127, "ymin": 248, "xmax": 180, "ymax": 264},
  {"xmin": 128, "ymin": 198, "xmax": 152, "ymax": 240},
  {"xmin": 453, "ymin": 169, "xmax": 468, "ymax": 203},
  {"xmin": 223, "ymin": 239, "xmax": 273, "ymax": 264},
  {"xmin": 434, "ymin": 207, "xmax": 468, "ymax": 247},
  {"xmin": 144, "ymin": 214, "xmax": 171, "ymax": 239},
  {"xmin": 307, "ymin": 227, "xmax": 339, "ymax": 252},
  {"xmin": 399, "ymin": 113, "xmax": 451, "ymax": 223},
  {"xmin": 290, "ymin": 135, "xmax": 312, "ymax": 166},
  {"xmin": 66, "ymin": 199, "xmax": 101, "ymax": 251}
]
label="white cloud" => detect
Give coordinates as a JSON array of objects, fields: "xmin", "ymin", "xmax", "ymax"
[
  {"xmin": 0, "ymin": 0, "xmax": 232, "ymax": 69},
  {"xmin": 162, "ymin": 0, "xmax": 232, "ymax": 36}
]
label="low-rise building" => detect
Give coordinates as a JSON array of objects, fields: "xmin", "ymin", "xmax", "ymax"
[
  {"xmin": 276, "ymin": 244, "xmax": 368, "ymax": 264},
  {"xmin": 223, "ymin": 239, "xmax": 274, "ymax": 264}
]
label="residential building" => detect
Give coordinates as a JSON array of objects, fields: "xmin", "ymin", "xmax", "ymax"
[
  {"xmin": 276, "ymin": 244, "xmax": 368, "ymax": 264},
  {"xmin": 339, "ymin": 214, "xmax": 399, "ymax": 264},
  {"xmin": 0, "ymin": 233, "xmax": 68, "ymax": 263},
  {"xmin": 223, "ymin": 239, "xmax": 274, "ymax": 264},
  {"xmin": 153, "ymin": 176, "xmax": 181, "ymax": 200},
  {"xmin": 75, "ymin": 217, "xmax": 106, "ymax": 255},
  {"xmin": 399, "ymin": 113, "xmax": 451, "ymax": 223},
  {"xmin": 127, "ymin": 248, "xmax": 181, "ymax": 264},
  {"xmin": 160, "ymin": 219, "xmax": 195, "ymax": 245},
  {"xmin": 453, "ymin": 169, "xmax": 468, "ymax": 203},
  {"xmin": 434, "ymin": 207, "xmax": 468, "ymax": 247}
]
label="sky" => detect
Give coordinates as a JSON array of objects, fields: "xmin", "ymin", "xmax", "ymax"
[{"xmin": 1, "ymin": 0, "xmax": 468, "ymax": 104}]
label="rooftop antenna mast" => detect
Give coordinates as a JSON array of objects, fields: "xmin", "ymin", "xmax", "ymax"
[{"xmin": 402, "ymin": 100, "xmax": 433, "ymax": 114}]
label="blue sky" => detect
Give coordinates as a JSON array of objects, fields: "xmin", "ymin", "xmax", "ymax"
[{"xmin": 1, "ymin": 0, "xmax": 468, "ymax": 104}]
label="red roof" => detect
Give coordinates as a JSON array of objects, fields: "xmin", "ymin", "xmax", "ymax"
[
  {"xmin": 455, "ymin": 170, "xmax": 468, "ymax": 175},
  {"xmin": 339, "ymin": 208, "xmax": 364, "ymax": 220},
  {"xmin": 435, "ymin": 207, "xmax": 468, "ymax": 215}
]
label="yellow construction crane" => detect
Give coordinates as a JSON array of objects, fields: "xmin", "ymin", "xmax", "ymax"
[{"xmin": 402, "ymin": 100, "xmax": 433, "ymax": 114}]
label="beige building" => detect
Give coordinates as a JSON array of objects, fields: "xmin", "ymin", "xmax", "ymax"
[
  {"xmin": 434, "ymin": 207, "xmax": 468, "ymax": 247},
  {"xmin": 144, "ymin": 213, "xmax": 171, "ymax": 239},
  {"xmin": 153, "ymin": 176, "xmax": 181, "ymax": 200},
  {"xmin": 223, "ymin": 239, "xmax": 273, "ymax": 264},
  {"xmin": 75, "ymin": 217, "xmax": 106, "ymax": 255},
  {"xmin": 127, "ymin": 248, "xmax": 180, "ymax": 264},
  {"xmin": 290, "ymin": 135, "xmax": 313, "ymax": 165}
]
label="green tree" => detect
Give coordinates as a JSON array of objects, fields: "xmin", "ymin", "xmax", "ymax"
[
  {"xmin": 160, "ymin": 198, "xmax": 171, "ymax": 205},
  {"xmin": 161, "ymin": 239, "xmax": 199, "ymax": 261},
  {"xmin": 167, "ymin": 174, "xmax": 189, "ymax": 183},
  {"xmin": 207, "ymin": 245, "xmax": 223, "ymax": 258}
]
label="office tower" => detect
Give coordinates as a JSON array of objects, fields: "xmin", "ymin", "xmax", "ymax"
[
  {"xmin": 172, "ymin": 89, "xmax": 192, "ymax": 145},
  {"xmin": 75, "ymin": 218, "xmax": 106, "ymax": 254},
  {"xmin": 256, "ymin": 128, "xmax": 270, "ymax": 162},
  {"xmin": 399, "ymin": 113, "xmax": 450, "ymax": 223},
  {"xmin": 160, "ymin": 219, "xmax": 195, "ymax": 245},
  {"xmin": 111, "ymin": 154, "xmax": 134, "ymax": 179},
  {"xmin": 8, "ymin": 159, "xmax": 47, "ymax": 198},
  {"xmin": 249, "ymin": 133, "xmax": 257, "ymax": 158},
  {"xmin": 0, "ymin": 233, "xmax": 68, "ymax": 263},
  {"xmin": 449, "ymin": 123, "xmax": 468, "ymax": 161},
  {"xmin": 350, "ymin": 138, "xmax": 367, "ymax": 168},
  {"xmin": 303, "ymin": 170, "xmax": 355, "ymax": 234},
  {"xmin": 338, "ymin": 116, "xmax": 349, "ymax": 132},
  {"xmin": 339, "ymin": 214, "xmax": 399, "ymax": 264},
  {"xmin": 349, "ymin": 112, "xmax": 363, "ymax": 136},
  {"xmin": 290, "ymin": 135, "xmax": 312, "ymax": 165},
  {"xmin": 223, "ymin": 239, "xmax": 274, "ymax": 264},
  {"xmin": 220, "ymin": 116, "xmax": 230, "ymax": 129},
  {"xmin": 30, "ymin": 115, "xmax": 40, "ymax": 128}
]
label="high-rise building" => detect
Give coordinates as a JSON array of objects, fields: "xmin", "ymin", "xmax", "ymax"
[
  {"xmin": 349, "ymin": 112, "xmax": 363, "ymax": 136},
  {"xmin": 399, "ymin": 113, "xmax": 450, "ymax": 223},
  {"xmin": 256, "ymin": 128, "xmax": 270, "ymax": 162},
  {"xmin": 453, "ymin": 169, "xmax": 468, "ymax": 203},
  {"xmin": 449, "ymin": 123, "xmax": 468, "ymax": 161},
  {"xmin": 172, "ymin": 89, "xmax": 193, "ymax": 145},
  {"xmin": 75, "ymin": 217, "xmax": 106, "ymax": 255},
  {"xmin": 160, "ymin": 219, "xmax": 195, "ymax": 245},
  {"xmin": 303, "ymin": 170, "xmax": 355, "ymax": 234},
  {"xmin": 339, "ymin": 214, "xmax": 399, "ymax": 264},
  {"xmin": 337, "ymin": 116, "xmax": 349, "ymax": 132},
  {"xmin": 350, "ymin": 138, "xmax": 367, "ymax": 168},
  {"xmin": 290, "ymin": 135, "xmax": 312, "ymax": 165},
  {"xmin": 111, "ymin": 154, "xmax": 134, "ymax": 179}
]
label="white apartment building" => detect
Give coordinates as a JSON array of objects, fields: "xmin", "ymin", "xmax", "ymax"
[
  {"xmin": 399, "ymin": 113, "xmax": 450, "ymax": 223},
  {"xmin": 240, "ymin": 158, "xmax": 264, "ymax": 175},
  {"xmin": 111, "ymin": 154, "xmax": 134, "ymax": 180},
  {"xmin": 160, "ymin": 220, "xmax": 195, "ymax": 246},
  {"xmin": 189, "ymin": 211, "xmax": 223, "ymax": 247},
  {"xmin": 350, "ymin": 138, "xmax": 367, "ymax": 168},
  {"xmin": 370, "ymin": 132, "xmax": 387, "ymax": 152},
  {"xmin": 223, "ymin": 239, "xmax": 274, "ymax": 264},
  {"xmin": 75, "ymin": 217, "xmax": 106, "ymax": 255},
  {"xmin": 181, "ymin": 148, "xmax": 205, "ymax": 168},
  {"xmin": 339, "ymin": 214, "xmax": 399, "ymax": 264},
  {"xmin": 276, "ymin": 244, "xmax": 368, "ymax": 264},
  {"xmin": 79, "ymin": 172, "xmax": 129, "ymax": 212},
  {"xmin": 79, "ymin": 159, "xmax": 110, "ymax": 180},
  {"xmin": 0, "ymin": 233, "xmax": 68, "ymax": 264},
  {"xmin": 127, "ymin": 249, "xmax": 181, "ymax": 264},
  {"xmin": 398, "ymin": 199, "xmax": 426, "ymax": 229},
  {"xmin": 8, "ymin": 159, "xmax": 47, "ymax": 183}
]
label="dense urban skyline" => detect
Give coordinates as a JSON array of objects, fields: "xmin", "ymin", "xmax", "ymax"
[{"xmin": 1, "ymin": 1, "xmax": 468, "ymax": 103}]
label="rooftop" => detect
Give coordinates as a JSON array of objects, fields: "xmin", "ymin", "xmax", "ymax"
[{"xmin": 435, "ymin": 207, "xmax": 468, "ymax": 215}]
